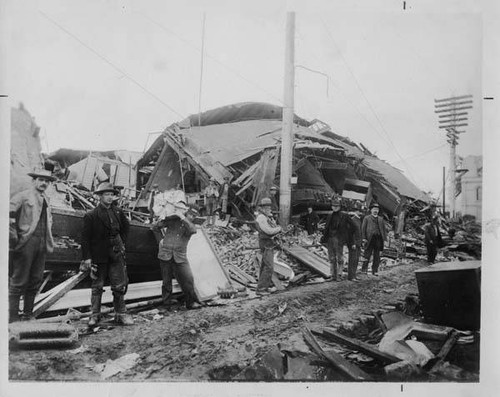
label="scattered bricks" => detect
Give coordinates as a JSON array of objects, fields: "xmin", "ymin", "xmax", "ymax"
[{"xmin": 384, "ymin": 360, "xmax": 425, "ymax": 381}]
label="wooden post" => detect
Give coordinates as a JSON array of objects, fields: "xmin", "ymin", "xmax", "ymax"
[{"xmin": 279, "ymin": 12, "xmax": 295, "ymax": 227}]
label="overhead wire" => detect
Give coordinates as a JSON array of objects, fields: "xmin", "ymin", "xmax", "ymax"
[
  {"xmin": 319, "ymin": 17, "xmax": 425, "ymax": 190},
  {"xmin": 135, "ymin": 11, "xmax": 284, "ymax": 105},
  {"xmin": 39, "ymin": 10, "xmax": 186, "ymax": 120}
]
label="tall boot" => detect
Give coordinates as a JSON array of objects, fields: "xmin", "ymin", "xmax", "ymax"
[
  {"xmin": 22, "ymin": 293, "xmax": 36, "ymax": 321},
  {"xmin": 88, "ymin": 294, "xmax": 102, "ymax": 327},
  {"xmin": 113, "ymin": 294, "xmax": 134, "ymax": 325},
  {"xmin": 9, "ymin": 294, "xmax": 20, "ymax": 323}
]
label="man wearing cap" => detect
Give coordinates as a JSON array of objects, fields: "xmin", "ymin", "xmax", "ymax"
[
  {"xmin": 151, "ymin": 205, "xmax": 202, "ymax": 309},
  {"xmin": 9, "ymin": 169, "xmax": 56, "ymax": 322},
  {"xmin": 81, "ymin": 182, "xmax": 133, "ymax": 326},
  {"xmin": 204, "ymin": 178, "xmax": 219, "ymax": 226},
  {"xmin": 320, "ymin": 196, "xmax": 356, "ymax": 281},
  {"xmin": 218, "ymin": 176, "xmax": 231, "ymax": 221},
  {"xmin": 255, "ymin": 197, "xmax": 282, "ymax": 295},
  {"xmin": 361, "ymin": 202, "xmax": 387, "ymax": 276}
]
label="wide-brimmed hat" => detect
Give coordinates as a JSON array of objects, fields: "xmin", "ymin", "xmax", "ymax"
[
  {"xmin": 259, "ymin": 197, "xmax": 273, "ymax": 207},
  {"xmin": 28, "ymin": 168, "xmax": 56, "ymax": 182},
  {"xmin": 94, "ymin": 182, "xmax": 119, "ymax": 195}
]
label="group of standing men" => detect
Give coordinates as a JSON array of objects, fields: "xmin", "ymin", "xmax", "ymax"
[
  {"xmin": 9, "ymin": 168, "xmax": 388, "ymax": 323},
  {"xmin": 321, "ymin": 195, "xmax": 387, "ymax": 281},
  {"xmin": 8, "ymin": 168, "xmax": 202, "ymax": 325}
]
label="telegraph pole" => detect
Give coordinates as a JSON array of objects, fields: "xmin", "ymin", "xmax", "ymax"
[
  {"xmin": 434, "ymin": 94, "xmax": 473, "ymax": 219},
  {"xmin": 279, "ymin": 12, "xmax": 295, "ymax": 227}
]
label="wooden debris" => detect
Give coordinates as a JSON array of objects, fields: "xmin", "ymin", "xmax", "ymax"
[
  {"xmin": 33, "ymin": 271, "xmax": 89, "ymax": 317},
  {"xmin": 283, "ymin": 246, "xmax": 331, "ymax": 278},
  {"xmin": 319, "ymin": 327, "xmax": 400, "ymax": 365},
  {"xmin": 429, "ymin": 330, "xmax": 459, "ymax": 373},
  {"xmin": 302, "ymin": 326, "xmax": 372, "ymax": 381}
]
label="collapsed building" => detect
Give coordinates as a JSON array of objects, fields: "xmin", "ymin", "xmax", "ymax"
[{"xmin": 135, "ymin": 102, "xmax": 430, "ymax": 219}]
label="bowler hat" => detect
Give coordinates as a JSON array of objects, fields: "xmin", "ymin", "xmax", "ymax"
[
  {"xmin": 28, "ymin": 168, "xmax": 56, "ymax": 182},
  {"xmin": 94, "ymin": 182, "xmax": 119, "ymax": 195},
  {"xmin": 369, "ymin": 202, "xmax": 380, "ymax": 209},
  {"xmin": 270, "ymin": 185, "xmax": 278, "ymax": 191},
  {"xmin": 259, "ymin": 197, "xmax": 273, "ymax": 207}
]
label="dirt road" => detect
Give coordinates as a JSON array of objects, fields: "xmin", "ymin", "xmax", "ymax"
[{"xmin": 9, "ymin": 260, "xmax": 425, "ymax": 382}]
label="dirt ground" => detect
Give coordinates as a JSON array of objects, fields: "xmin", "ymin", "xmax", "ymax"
[{"xmin": 9, "ymin": 260, "xmax": 426, "ymax": 382}]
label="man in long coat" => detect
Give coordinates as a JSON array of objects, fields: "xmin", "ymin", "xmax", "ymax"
[
  {"xmin": 320, "ymin": 196, "xmax": 356, "ymax": 281},
  {"xmin": 81, "ymin": 182, "xmax": 133, "ymax": 326},
  {"xmin": 9, "ymin": 169, "xmax": 56, "ymax": 322},
  {"xmin": 361, "ymin": 202, "xmax": 387, "ymax": 276}
]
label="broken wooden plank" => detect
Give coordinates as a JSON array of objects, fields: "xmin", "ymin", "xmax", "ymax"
[
  {"xmin": 41, "ymin": 280, "xmax": 176, "ymax": 312},
  {"xmin": 283, "ymin": 246, "xmax": 331, "ymax": 278},
  {"xmin": 319, "ymin": 327, "xmax": 401, "ymax": 365},
  {"xmin": 302, "ymin": 326, "xmax": 372, "ymax": 381},
  {"xmin": 429, "ymin": 330, "xmax": 459, "ymax": 373},
  {"xmin": 225, "ymin": 264, "xmax": 257, "ymax": 285},
  {"xmin": 33, "ymin": 271, "xmax": 89, "ymax": 317},
  {"xmin": 36, "ymin": 271, "xmax": 53, "ymax": 296}
]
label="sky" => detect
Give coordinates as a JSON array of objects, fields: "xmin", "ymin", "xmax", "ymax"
[{"xmin": 4, "ymin": 0, "xmax": 487, "ymax": 198}]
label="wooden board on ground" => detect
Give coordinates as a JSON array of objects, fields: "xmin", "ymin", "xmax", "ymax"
[
  {"xmin": 187, "ymin": 228, "xmax": 232, "ymax": 301},
  {"xmin": 319, "ymin": 327, "xmax": 401, "ymax": 365},
  {"xmin": 302, "ymin": 327, "xmax": 372, "ymax": 381},
  {"xmin": 33, "ymin": 271, "xmax": 88, "ymax": 317},
  {"xmin": 42, "ymin": 280, "xmax": 180, "ymax": 312},
  {"xmin": 283, "ymin": 245, "xmax": 331, "ymax": 278}
]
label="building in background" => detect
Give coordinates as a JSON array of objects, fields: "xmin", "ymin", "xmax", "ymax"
[
  {"xmin": 457, "ymin": 155, "xmax": 482, "ymax": 221},
  {"xmin": 10, "ymin": 103, "xmax": 45, "ymax": 196}
]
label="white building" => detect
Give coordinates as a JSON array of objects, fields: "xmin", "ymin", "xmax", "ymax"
[{"xmin": 457, "ymin": 155, "xmax": 482, "ymax": 221}]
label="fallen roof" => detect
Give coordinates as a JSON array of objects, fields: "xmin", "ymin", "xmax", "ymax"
[
  {"xmin": 140, "ymin": 102, "xmax": 430, "ymax": 204},
  {"xmin": 320, "ymin": 131, "xmax": 430, "ymax": 202},
  {"xmin": 46, "ymin": 148, "xmax": 143, "ymax": 167},
  {"xmin": 180, "ymin": 120, "xmax": 344, "ymax": 166},
  {"xmin": 181, "ymin": 101, "xmax": 310, "ymax": 127}
]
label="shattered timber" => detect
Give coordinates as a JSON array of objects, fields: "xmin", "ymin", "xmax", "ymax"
[{"xmin": 9, "ymin": 102, "xmax": 481, "ymax": 382}]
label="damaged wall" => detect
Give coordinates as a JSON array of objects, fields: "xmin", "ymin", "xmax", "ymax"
[{"xmin": 10, "ymin": 105, "xmax": 45, "ymax": 196}]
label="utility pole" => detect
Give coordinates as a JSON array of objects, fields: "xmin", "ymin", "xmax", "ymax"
[
  {"xmin": 442, "ymin": 166, "xmax": 446, "ymax": 215},
  {"xmin": 279, "ymin": 12, "xmax": 295, "ymax": 227},
  {"xmin": 434, "ymin": 95, "xmax": 473, "ymax": 219}
]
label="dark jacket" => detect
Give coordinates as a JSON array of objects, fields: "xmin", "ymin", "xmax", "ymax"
[
  {"xmin": 361, "ymin": 215, "xmax": 387, "ymax": 244},
  {"xmin": 81, "ymin": 203, "xmax": 130, "ymax": 262},
  {"xmin": 302, "ymin": 211, "xmax": 320, "ymax": 235},
  {"xmin": 347, "ymin": 213, "xmax": 362, "ymax": 246},
  {"xmin": 320, "ymin": 211, "xmax": 355, "ymax": 244},
  {"xmin": 424, "ymin": 222, "xmax": 443, "ymax": 247}
]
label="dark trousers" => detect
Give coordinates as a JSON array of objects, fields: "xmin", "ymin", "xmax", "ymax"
[
  {"xmin": 347, "ymin": 245, "xmax": 360, "ymax": 280},
  {"xmin": 426, "ymin": 243, "xmax": 437, "ymax": 263},
  {"xmin": 362, "ymin": 236, "xmax": 383, "ymax": 274},
  {"xmin": 91, "ymin": 256, "xmax": 129, "ymax": 314},
  {"xmin": 9, "ymin": 235, "xmax": 47, "ymax": 319},
  {"xmin": 257, "ymin": 247, "xmax": 274, "ymax": 290},
  {"xmin": 327, "ymin": 236, "xmax": 344, "ymax": 279},
  {"xmin": 159, "ymin": 258, "xmax": 198, "ymax": 308},
  {"xmin": 9, "ymin": 235, "xmax": 46, "ymax": 297}
]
